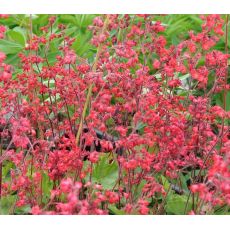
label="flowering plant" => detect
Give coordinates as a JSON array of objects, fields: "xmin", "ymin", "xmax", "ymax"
[{"xmin": 0, "ymin": 14, "xmax": 229, "ymax": 215}]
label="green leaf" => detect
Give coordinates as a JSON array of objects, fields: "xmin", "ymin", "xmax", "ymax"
[
  {"xmin": 0, "ymin": 195, "xmax": 16, "ymax": 214},
  {"xmin": 161, "ymin": 175, "xmax": 170, "ymax": 191},
  {"xmin": 45, "ymin": 51, "xmax": 60, "ymax": 65},
  {"xmin": 71, "ymin": 31, "xmax": 94, "ymax": 58},
  {"xmin": 106, "ymin": 117, "xmax": 115, "ymax": 126},
  {"xmin": 136, "ymin": 122, "xmax": 147, "ymax": 133},
  {"xmin": 2, "ymin": 161, "xmax": 15, "ymax": 180},
  {"xmin": 59, "ymin": 15, "xmax": 77, "ymax": 25},
  {"xmin": 179, "ymin": 174, "xmax": 190, "ymax": 193},
  {"xmin": 109, "ymin": 205, "xmax": 126, "ymax": 215},
  {"xmin": 7, "ymin": 27, "xmax": 26, "ymax": 46},
  {"xmin": 41, "ymin": 172, "xmax": 53, "ymax": 204},
  {"xmin": 214, "ymin": 91, "xmax": 230, "ymax": 112},
  {"xmin": 14, "ymin": 205, "xmax": 31, "ymax": 215},
  {"xmin": 214, "ymin": 205, "xmax": 230, "ymax": 215},
  {"xmin": 226, "ymin": 91, "xmax": 230, "ymax": 112},
  {"xmin": 0, "ymin": 39, "xmax": 23, "ymax": 54},
  {"xmin": 133, "ymin": 179, "xmax": 146, "ymax": 201},
  {"xmin": 92, "ymin": 154, "xmax": 118, "ymax": 189},
  {"xmin": 165, "ymin": 194, "xmax": 193, "ymax": 215},
  {"xmin": 4, "ymin": 53, "xmax": 20, "ymax": 66},
  {"xmin": 75, "ymin": 15, "xmax": 95, "ymax": 30},
  {"xmin": 179, "ymin": 73, "xmax": 190, "ymax": 81}
]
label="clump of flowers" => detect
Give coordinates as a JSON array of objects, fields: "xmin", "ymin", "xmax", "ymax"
[{"xmin": 0, "ymin": 14, "xmax": 229, "ymax": 215}]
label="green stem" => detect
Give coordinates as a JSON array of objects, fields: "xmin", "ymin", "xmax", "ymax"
[{"xmin": 76, "ymin": 15, "xmax": 109, "ymax": 146}]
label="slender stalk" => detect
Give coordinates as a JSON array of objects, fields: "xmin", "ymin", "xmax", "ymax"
[
  {"xmin": 223, "ymin": 14, "xmax": 229, "ymax": 112},
  {"xmin": 76, "ymin": 15, "xmax": 109, "ymax": 145},
  {"xmin": 219, "ymin": 15, "xmax": 229, "ymax": 153}
]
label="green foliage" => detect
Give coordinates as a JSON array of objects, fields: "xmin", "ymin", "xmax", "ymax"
[
  {"xmin": 108, "ymin": 205, "xmax": 126, "ymax": 215},
  {"xmin": 14, "ymin": 205, "xmax": 31, "ymax": 215},
  {"xmin": 0, "ymin": 195, "xmax": 17, "ymax": 214},
  {"xmin": 165, "ymin": 194, "xmax": 193, "ymax": 215},
  {"xmin": 92, "ymin": 154, "xmax": 118, "ymax": 189},
  {"xmin": 0, "ymin": 14, "xmax": 228, "ymax": 215},
  {"xmin": 0, "ymin": 39, "xmax": 24, "ymax": 55},
  {"xmin": 154, "ymin": 15, "xmax": 203, "ymax": 45},
  {"xmin": 6, "ymin": 27, "xmax": 26, "ymax": 46},
  {"xmin": 214, "ymin": 91, "xmax": 230, "ymax": 112},
  {"xmin": 161, "ymin": 175, "xmax": 170, "ymax": 191},
  {"xmin": 214, "ymin": 205, "xmax": 230, "ymax": 215},
  {"xmin": 71, "ymin": 31, "xmax": 95, "ymax": 58},
  {"xmin": 0, "ymin": 14, "xmax": 97, "ymax": 71},
  {"xmin": 41, "ymin": 173, "xmax": 53, "ymax": 204}
]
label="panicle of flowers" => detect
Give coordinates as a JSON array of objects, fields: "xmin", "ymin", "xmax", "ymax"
[{"xmin": 0, "ymin": 14, "xmax": 229, "ymax": 215}]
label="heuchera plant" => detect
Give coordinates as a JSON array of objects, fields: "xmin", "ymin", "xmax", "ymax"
[{"xmin": 0, "ymin": 14, "xmax": 229, "ymax": 215}]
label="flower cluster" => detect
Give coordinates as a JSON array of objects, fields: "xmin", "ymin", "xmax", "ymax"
[{"xmin": 0, "ymin": 14, "xmax": 229, "ymax": 215}]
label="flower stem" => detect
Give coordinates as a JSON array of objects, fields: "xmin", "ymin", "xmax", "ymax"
[{"xmin": 76, "ymin": 15, "xmax": 109, "ymax": 146}]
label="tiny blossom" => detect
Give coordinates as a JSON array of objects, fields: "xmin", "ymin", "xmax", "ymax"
[
  {"xmin": 60, "ymin": 178, "xmax": 73, "ymax": 193},
  {"xmin": 63, "ymin": 49, "xmax": 76, "ymax": 64},
  {"xmin": 153, "ymin": 59, "xmax": 161, "ymax": 69},
  {"xmin": 0, "ymin": 25, "xmax": 6, "ymax": 38},
  {"xmin": 31, "ymin": 205, "xmax": 42, "ymax": 215}
]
